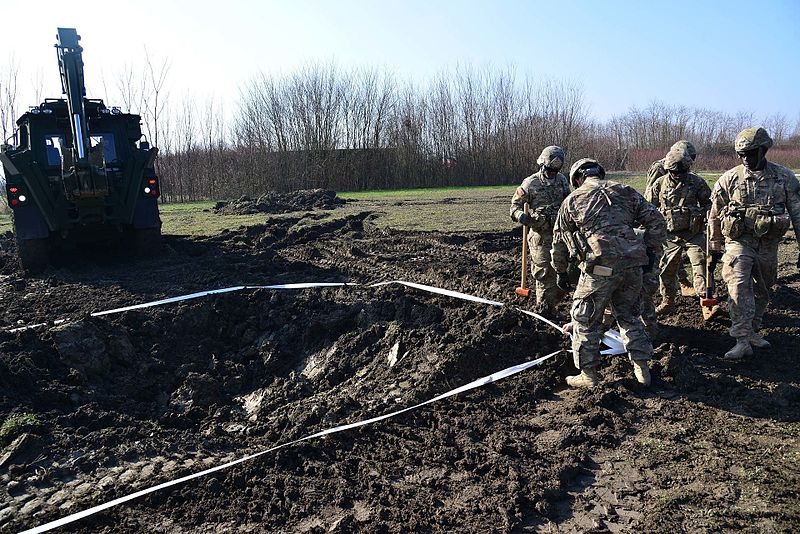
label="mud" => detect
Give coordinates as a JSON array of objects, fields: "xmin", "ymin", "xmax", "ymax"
[
  {"xmin": 0, "ymin": 207, "xmax": 798, "ymax": 533},
  {"xmin": 212, "ymin": 189, "xmax": 346, "ymax": 215}
]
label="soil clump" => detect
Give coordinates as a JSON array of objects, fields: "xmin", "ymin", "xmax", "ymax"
[{"xmin": 212, "ymin": 189, "xmax": 346, "ymax": 215}]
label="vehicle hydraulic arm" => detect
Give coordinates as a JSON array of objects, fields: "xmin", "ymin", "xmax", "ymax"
[{"xmin": 55, "ymin": 27, "xmax": 107, "ymax": 198}]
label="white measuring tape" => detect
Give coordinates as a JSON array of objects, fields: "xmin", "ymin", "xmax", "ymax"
[
  {"xmin": 12, "ymin": 279, "xmax": 627, "ymax": 532},
  {"xmin": 8, "ymin": 279, "xmax": 625, "ymax": 353},
  {"xmin": 21, "ymin": 349, "xmax": 560, "ymax": 534}
]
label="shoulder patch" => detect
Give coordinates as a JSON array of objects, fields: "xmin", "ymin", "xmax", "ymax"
[{"xmin": 515, "ymin": 186, "xmax": 526, "ymax": 197}]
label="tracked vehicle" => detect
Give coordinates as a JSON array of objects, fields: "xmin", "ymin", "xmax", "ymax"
[{"xmin": 0, "ymin": 28, "xmax": 161, "ymax": 271}]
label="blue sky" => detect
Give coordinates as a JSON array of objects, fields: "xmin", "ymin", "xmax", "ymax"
[{"xmin": 0, "ymin": 0, "xmax": 798, "ymax": 121}]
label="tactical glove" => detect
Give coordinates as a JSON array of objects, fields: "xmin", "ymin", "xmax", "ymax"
[
  {"xmin": 518, "ymin": 212, "xmax": 533, "ymax": 226},
  {"xmin": 556, "ymin": 272, "xmax": 573, "ymax": 292},
  {"xmin": 643, "ymin": 248, "xmax": 657, "ymax": 273}
]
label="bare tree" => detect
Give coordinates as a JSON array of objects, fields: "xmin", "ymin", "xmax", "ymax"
[
  {"xmin": 142, "ymin": 49, "xmax": 170, "ymax": 149},
  {"xmin": 30, "ymin": 67, "xmax": 46, "ymax": 106},
  {"xmin": 0, "ymin": 55, "xmax": 20, "ymax": 144}
]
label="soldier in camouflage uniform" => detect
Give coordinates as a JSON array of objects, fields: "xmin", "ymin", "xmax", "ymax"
[
  {"xmin": 646, "ymin": 149, "xmax": 712, "ymax": 314},
  {"xmin": 646, "ymin": 140, "xmax": 698, "ymax": 296},
  {"xmin": 510, "ymin": 146, "xmax": 571, "ymax": 314},
  {"xmin": 551, "ymin": 158, "xmax": 666, "ymax": 388},
  {"xmin": 709, "ymin": 127, "xmax": 800, "ymax": 359},
  {"xmin": 645, "ymin": 140, "xmax": 698, "ymax": 193}
]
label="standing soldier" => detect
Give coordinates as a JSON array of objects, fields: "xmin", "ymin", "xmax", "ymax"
[
  {"xmin": 551, "ymin": 158, "xmax": 666, "ymax": 388},
  {"xmin": 645, "ymin": 140, "xmax": 698, "ymax": 195},
  {"xmin": 647, "ymin": 149, "xmax": 712, "ymax": 314},
  {"xmin": 510, "ymin": 145, "xmax": 571, "ymax": 315},
  {"xmin": 646, "ymin": 140, "xmax": 699, "ymax": 296},
  {"xmin": 709, "ymin": 127, "xmax": 800, "ymax": 359}
]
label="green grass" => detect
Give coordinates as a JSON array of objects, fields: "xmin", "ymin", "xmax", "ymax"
[
  {"xmin": 159, "ymin": 201, "xmax": 217, "ymax": 212},
  {"xmin": 0, "ymin": 412, "xmax": 41, "ymax": 445},
  {"xmin": 339, "ymin": 184, "xmax": 515, "ymax": 200},
  {"xmin": 1, "ymin": 169, "xmax": 789, "ymax": 238},
  {"xmin": 161, "ymin": 211, "xmax": 268, "ymax": 236}
]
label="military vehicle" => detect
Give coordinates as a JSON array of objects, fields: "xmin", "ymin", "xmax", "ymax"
[{"xmin": 0, "ymin": 28, "xmax": 161, "ymax": 271}]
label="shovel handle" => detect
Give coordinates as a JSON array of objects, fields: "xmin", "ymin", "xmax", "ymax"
[{"xmin": 520, "ymin": 203, "xmax": 529, "ymax": 289}]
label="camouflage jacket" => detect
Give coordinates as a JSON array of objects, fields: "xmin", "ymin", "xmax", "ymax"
[
  {"xmin": 645, "ymin": 158, "xmax": 667, "ymax": 194},
  {"xmin": 510, "ymin": 168, "xmax": 571, "ymax": 233},
  {"xmin": 646, "ymin": 172, "xmax": 711, "ymax": 238},
  {"xmin": 551, "ymin": 178, "xmax": 666, "ymax": 273},
  {"xmin": 709, "ymin": 162, "xmax": 800, "ymax": 248}
]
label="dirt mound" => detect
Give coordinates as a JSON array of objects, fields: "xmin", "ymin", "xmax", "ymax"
[
  {"xmin": 1, "ymin": 209, "xmax": 799, "ymax": 532},
  {"xmin": 213, "ymin": 189, "xmax": 346, "ymax": 215}
]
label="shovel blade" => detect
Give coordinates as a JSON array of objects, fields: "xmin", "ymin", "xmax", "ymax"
[
  {"xmin": 515, "ymin": 287, "xmax": 531, "ymax": 297},
  {"xmin": 701, "ymin": 304, "xmax": 721, "ymax": 321}
]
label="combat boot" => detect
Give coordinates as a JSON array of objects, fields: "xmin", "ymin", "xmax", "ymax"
[
  {"xmin": 655, "ymin": 295, "xmax": 675, "ymax": 315},
  {"xmin": 724, "ymin": 338, "xmax": 753, "ymax": 360},
  {"xmin": 566, "ymin": 368, "xmax": 598, "ymax": 389},
  {"xmin": 749, "ymin": 332, "xmax": 771, "ymax": 349},
  {"xmin": 632, "ymin": 360, "xmax": 651, "ymax": 386},
  {"xmin": 679, "ymin": 278, "xmax": 696, "ymax": 297}
]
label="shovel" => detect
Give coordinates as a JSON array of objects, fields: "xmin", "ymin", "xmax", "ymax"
[
  {"xmin": 515, "ymin": 203, "xmax": 531, "ymax": 297},
  {"xmin": 700, "ymin": 229, "xmax": 721, "ymax": 321}
]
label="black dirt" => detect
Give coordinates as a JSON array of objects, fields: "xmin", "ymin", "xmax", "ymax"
[
  {"xmin": 212, "ymin": 189, "xmax": 346, "ymax": 215},
  {"xmin": 0, "ymin": 208, "xmax": 798, "ymax": 533}
]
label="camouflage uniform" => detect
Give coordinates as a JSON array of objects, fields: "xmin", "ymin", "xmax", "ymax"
[
  {"xmin": 709, "ymin": 128, "xmax": 800, "ymax": 350},
  {"xmin": 645, "ymin": 140, "xmax": 698, "ymax": 294},
  {"xmin": 646, "ymin": 151, "xmax": 712, "ymax": 304},
  {"xmin": 645, "ymin": 140, "xmax": 698, "ymax": 193},
  {"xmin": 552, "ymin": 169, "xmax": 666, "ymax": 373},
  {"xmin": 510, "ymin": 147, "xmax": 571, "ymax": 312},
  {"xmin": 634, "ymin": 228, "xmax": 661, "ymax": 337}
]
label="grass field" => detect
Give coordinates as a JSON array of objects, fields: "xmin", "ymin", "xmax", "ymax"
[{"xmin": 0, "ymin": 170, "xmax": 792, "ymax": 237}]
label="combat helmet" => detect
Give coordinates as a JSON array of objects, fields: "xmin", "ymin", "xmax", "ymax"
[
  {"xmin": 569, "ymin": 157, "xmax": 605, "ymax": 188},
  {"xmin": 734, "ymin": 127, "xmax": 773, "ymax": 152},
  {"xmin": 670, "ymin": 140, "xmax": 697, "ymax": 159},
  {"xmin": 663, "ymin": 149, "xmax": 693, "ymax": 173},
  {"xmin": 537, "ymin": 145, "xmax": 566, "ymax": 170}
]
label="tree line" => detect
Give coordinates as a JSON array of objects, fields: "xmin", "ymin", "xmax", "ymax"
[{"xmin": 2, "ymin": 58, "xmax": 799, "ymax": 202}]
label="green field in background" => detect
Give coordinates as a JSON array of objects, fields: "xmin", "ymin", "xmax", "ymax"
[{"xmin": 0, "ymin": 170, "xmax": 795, "ymax": 237}]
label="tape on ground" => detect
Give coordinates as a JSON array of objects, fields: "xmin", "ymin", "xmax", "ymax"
[
  {"xmin": 6, "ymin": 279, "xmax": 627, "ymax": 354},
  {"xmin": 21, "ymin": 349, "xmax": 560, "ymax": 534}
]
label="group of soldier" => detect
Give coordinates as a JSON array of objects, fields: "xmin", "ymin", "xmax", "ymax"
[{"xmin": 510, "ymin": 127, "xmax": 800, "ymax": 388}]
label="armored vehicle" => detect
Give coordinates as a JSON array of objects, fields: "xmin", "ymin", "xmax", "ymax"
[{"xmin": 0, "ymin": 28, "xmax": 161, "ymax": 270}]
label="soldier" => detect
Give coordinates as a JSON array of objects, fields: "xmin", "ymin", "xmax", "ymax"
[
  {"xmin": 647, "ymin": 149, "xmax": 712, "ymax": 314},
  {"xmin": 709, "ymin": 127, "xmax": 800, "ymax": 359},
  {"xmin": 510, "ymin": 145, "xmax": 571, "ymax": 314},
  {"xmin": 645, "ymin": 140, "xmax": 698, "ymax": 194},
  {"xmin": 551, "ymin": 158, "xmax": 666, "ymax": 388},
  {"xmin": 646, "ymin": 140, "xmax": 699, "ymax": 296}
]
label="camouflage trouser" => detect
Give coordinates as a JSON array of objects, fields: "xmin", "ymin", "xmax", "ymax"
[
  {"xmin": 639, "ymin": 259, "xmax": 660, "ymax": 332},
  {"xmin": 721, "ymin": 240, "xmax": 779, "ymax": 339},
  {"xmin": 659, "ymin": 234, "xmax": 706, "ymax": 298},
  {"xmin": 528, "ymin": 232, "xmax": 560, "ymax": 309},
  {"xmin": 677, "ymin": 258, "xmax": 690, "ymax": 283},
  {"xmin": 570, "ymin": 266, "xmax": 652, "ymax": 370}
]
